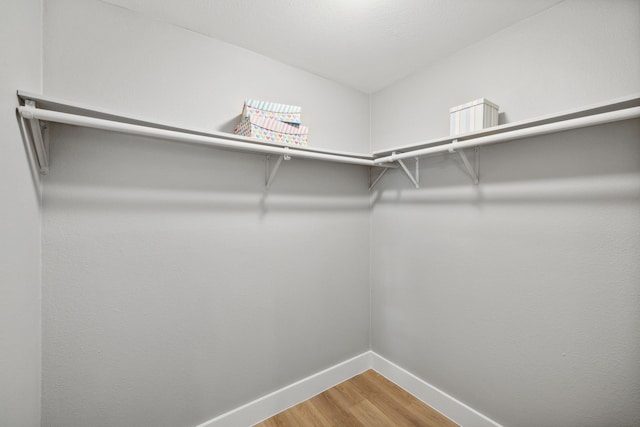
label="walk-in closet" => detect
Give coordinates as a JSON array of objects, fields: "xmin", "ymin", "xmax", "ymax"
[{"xmin": 2, "ymin": 1, "xmax": 639, "ymax": 426}]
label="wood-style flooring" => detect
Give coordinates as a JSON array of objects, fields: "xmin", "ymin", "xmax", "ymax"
[{"xmin": 254, "ymin": 369, "xmax": 459, "ymax": 427}]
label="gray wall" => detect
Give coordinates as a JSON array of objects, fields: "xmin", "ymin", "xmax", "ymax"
[
  {"xmin": 42, "ymin": 127, "xmax": 371, "ymax": 427},
  {"xmin": 370, "ymin": 1, "xmax": 640, "ymax": 426},
  {"xmin": 0, "ymin": 1, "xmax": 42, "ymax": 426},
  {"xmin": 41, "ymin": 1, "xmax": 370, "ymax": 426},
  {"xmin": 371, "ymin": 0, "xmax": 640, "ymax": 151},
  {"xmin": 38, "ymin": 1, "xmax": 640, "ymax": 427},
  {"xmin": 43, "ymin": 0, "xmax": 370, "ymax": 154}
]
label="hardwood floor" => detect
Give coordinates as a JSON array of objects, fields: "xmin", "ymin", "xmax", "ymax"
[{"xmin": 254, "ymin": 370, "xmax": 459, "ymax": 427}]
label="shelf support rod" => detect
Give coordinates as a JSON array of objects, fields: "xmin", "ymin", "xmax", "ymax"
[
  {"xmin": 265, "ymin": 147, "xmax": 292, "ymax": 190},
  {"xmin": 23, "ymin": 100, "xmax": 49, "ymax": 174},
  {"xmin": 265, "ymin": 154, "xmax": 285, "ymax": 190},
  {"xmin": 450, "ymin": 141, "xmax": 479, "ymax": 185},
  {"xmin": 368, "ymin": 167, "xmax": 389, "ymax": 191},
  {"xmin": 474, "ymin": 147, "xmax": 480, "ymax": 183},
  {"xmin": 396, "ymin": 152, "xmax": 419, "ymax": 188}
]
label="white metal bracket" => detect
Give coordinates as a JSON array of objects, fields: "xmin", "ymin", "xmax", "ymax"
[
  {"xmin": 23, "ymin": 100, "xmax": 50, "ymax": 174},
  {"xmin": 396, "ymin": 152, "xmax": 420, "ymax": 188},
  {"xmin": 265, "ymin": 147, "xmax": 291, "ymax": 190},
  {"xmin": 368, "ymin": 167, "xmax": 389, "ymax": 191},
  {"xmin": 449, "ymin": 141, "xmax": 479, "ymax": 185}
]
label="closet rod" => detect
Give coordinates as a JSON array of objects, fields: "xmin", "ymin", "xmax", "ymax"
[
  {"xmin": 18, "ymin": 105, "xmax": 390, "ymax": 168},
  {"xmin": 374, "ymin": 106, "xmax": 640, "ymax": 164}
]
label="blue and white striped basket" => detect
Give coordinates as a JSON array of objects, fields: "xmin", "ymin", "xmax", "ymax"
[{"xmin": 242, "ymin": 99, "xmax": 302, "ymax": 125}]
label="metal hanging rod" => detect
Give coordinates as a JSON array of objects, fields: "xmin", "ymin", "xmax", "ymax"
[
  {"xmin": 373, "ymin": 93, "xmax": 640, "ymax": 157},
  {"xmin": 374, "ymin": 106, "xmax": 640, "ymax": 165},
  {"xmin": 16, "ymin": 91, "xmax": 639, "ymax": 190},
  {"xmin": 18, "ymin": 105, "xmax": 393, "ymax": 169}
]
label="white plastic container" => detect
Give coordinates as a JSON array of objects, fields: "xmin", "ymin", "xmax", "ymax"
[{"xmin": 449, "ymin": 98, "xmax": 499, "ymax": 135}]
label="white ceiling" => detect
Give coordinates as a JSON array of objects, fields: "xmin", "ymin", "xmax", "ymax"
[{"xmin": 101, "ymin": 0, "xmax": 563, "ymax": 94}]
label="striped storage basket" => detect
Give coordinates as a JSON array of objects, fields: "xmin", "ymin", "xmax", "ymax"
[
  {"xmin": 234, "ymin": 115, "xmax": 308, "ymax": 147},
  {"xmin": 449, "ymin": 98, "xmax": 499, "ymax": 136},
  {"xmin": 242, "ymin": 99, "xmax": 302, "ymax": 125}
]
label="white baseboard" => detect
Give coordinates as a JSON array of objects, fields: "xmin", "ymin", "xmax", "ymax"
[
  {"xmin": 371, "ymin": 352, "xmax": 503, "ymax": 427},
  {"xmin": 195, "ymin": 350, "xmax": 502, "ymax": 427},
  {"xmin": 195, "ymin": 351, "xmax": 372, "ymax": 427}
]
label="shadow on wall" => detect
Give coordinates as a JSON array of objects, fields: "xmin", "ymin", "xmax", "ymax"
[
  {"xmin": 43, "ymin": 119, "xmax": 640, "ymax": 211},
  {"xmin": 372, "ymin": 119, "xmax": 640, "ymax": 206},
  {"xmin": 15, "ymin": 108, "xmax": 42, "ymax": 196},
  {"xmin": 43, "ymin": 124, "xmax": 371, "ymax": 214}
]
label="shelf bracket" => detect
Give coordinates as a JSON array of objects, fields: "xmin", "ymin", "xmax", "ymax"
[
  {"xmin": 396, "ymin": 153, "xmax": 419, "ymax": 188},
  {"xmin": 22, "ymin": 100, "xmax": 49, "ymax": 174},
  {"xmin": 368, "ymin": 167, "xmax": 389, "ymax": 191},
  {"xmin": 450, "ymin": 141, "xmax": 479, "ymax": 185},
  {"xmin": 265, "ymin": 148, "xmax": 291, "ymax": 190}
]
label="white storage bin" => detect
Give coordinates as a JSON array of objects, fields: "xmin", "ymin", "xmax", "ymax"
[{"xmin": 450, "ymin": 98, "xmax": 499, "ymax": 135}]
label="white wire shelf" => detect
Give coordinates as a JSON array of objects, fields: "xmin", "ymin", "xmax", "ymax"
[
  {"xmin": 17, "ymin": 91, "xmax": 640, "ymax": 190},
  {"xmin": 373, "ymin": 93, "xmax": 640, "ymax": 157}
]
